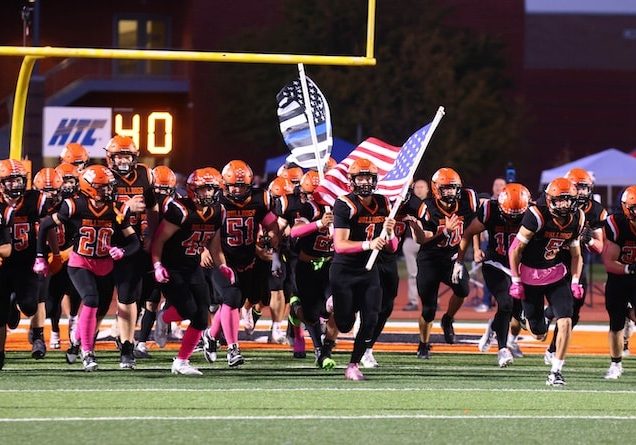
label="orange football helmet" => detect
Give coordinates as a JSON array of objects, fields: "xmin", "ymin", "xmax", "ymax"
[
  {"xmin": 498, "ymin": 183, "xmax": 531, "ymax": 220},
  {"xmin": 55, "ymin": 163, "xmax": 80, "ymax": 198},
  {"xmin": 60, "ymin": 143, "xmax": 89, "ymax": 171},
  {"xmin": 222, "ymin": 160, "xmax": 253, "ymax": 201},
  {"xmin": 152, "ymin": 165, "xmax": 177, "ymax": 197},
  {"xmin": 621, "ymin": 185, "xmax": 636, "ymax": 221},
  {"xmin": 431, "ymin": 167, "xmax": 462, "ymax": 204},
  {"xmin": 0, "ymin": 159, "xmax": 28, "ymax": 199},
  {"xmin": 105, "ymin": 135, "xmax": 139, "ymax": 175},
  {"xmin": 33, "ymin": 168, "xmax": 63, "ymax": 203},
  {"xmin": 286, "ymin": 167, "xmax": 303, "ymax": 185},
  {"xmin": 300, "ymin": 171, "xmax": 321, "ymax": 195},
  {"xmin": 348, "ymin": 158, "xmax": 378, "ymax": 196},
  {"xmin": 545, "ymin": 177, "xmax": 577, "ymax": 217},
  {"xmin": 268, "ymin": 176, "xmax": 294, "ymax": 198},
  {"xmin": 79, "ymin": 165, "xmax": 116, "ymax": 202},
  {"xmin": 565, "ymin": 167, "xmax": 594, "ymax": 205},
  {"xmin": 187, "ymin": 167, "xmax": 223, "ymax": 207},
  {"xmin": 323, "ymin": 157, "xmax": 337, "ymax": 172}
]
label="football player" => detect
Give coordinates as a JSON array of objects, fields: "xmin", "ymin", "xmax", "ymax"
[{"xmin": 508, "ymin": 178, "xmax": 584, "ymax": 386}]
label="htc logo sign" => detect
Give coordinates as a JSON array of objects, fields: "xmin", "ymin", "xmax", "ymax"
[{"xmin": 47, "ymin": 119, "xmax": 108, "ymax": 146}]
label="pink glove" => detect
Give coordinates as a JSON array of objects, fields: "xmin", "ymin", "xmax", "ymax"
[
  {"xmin": 108, "ymin": 246, "xmax": 125, "ymax": 261},
  {"xmin": 509, "ymin": 282, "xmax": 525, "ymax": 300},
  {"xmin": 219, "ymin": 264, "xmax": 235, "ymax": 284},
  {"xmin": 571, "ymin": 283, "xmax": 584, "ymax": 300},
  {"xmin": 33, "ymin": 257, "xmax": 49, "ymax": 276},
  {"xmin": 153, "ymin": 262, "xmax": 170, "ymax": 283}
]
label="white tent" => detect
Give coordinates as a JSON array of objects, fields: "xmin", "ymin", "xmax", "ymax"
[{"xmin": 539, "ymin": 148, "xmax": 636, "ymax": 204}]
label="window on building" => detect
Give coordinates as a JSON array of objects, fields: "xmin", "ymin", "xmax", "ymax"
[{"xmin": 115, "ymin": 16, "xmax": 170, "ymax": 76}]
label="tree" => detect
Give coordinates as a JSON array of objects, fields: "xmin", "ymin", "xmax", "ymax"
[{"xmin": 215, "ymin": 0, "xmax": 525, "ymax": 188}]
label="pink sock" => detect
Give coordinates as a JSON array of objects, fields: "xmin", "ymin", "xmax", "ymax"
[
  {"xmin": 293, "ymin": 326, "xmax": 305, "ymax": 353},
  {"xmin": 78, "ymin": 306, "xmax": 98, "ymax": 353},
  {"xmin": 162, "ymin": 306, "xmax": 182, "ymax": 323},
  {"xmin": 220, "ymin": 305, "xmax": 239, "ymax": 345},
  {"xmin": 177, "ymin": 326, "xmax": 203, "ymax": 360},
  {"xmin": 75, "ymin": 306, "xmax": 83, "ymax": 345},
  {"xmin": 208, "ymin": 312, "xmax": 222, "ymax": 339}
]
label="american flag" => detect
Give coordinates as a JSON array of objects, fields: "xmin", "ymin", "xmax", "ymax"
[
  {"xmin": 315, "ymin": 137, "xmax": 401, "ymax": 206},
  {"xmin": 315, "ymin": 124, "xmax": 431, "ymax": 205},
  {"xmin": 276, "ymin": 76, "xmax": 332, "ymax": 169},
  {"xmin": 376, "ymin": 123, "xmax": 431, "ymax": 197}
]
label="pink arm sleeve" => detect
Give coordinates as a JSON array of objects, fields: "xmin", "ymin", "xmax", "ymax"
[
  {"xmin": 262, "ymin": 211, "xmax": 278, "ymax": 227},
  {"xmin": 334, "ymin": 243, "xmax": 364, "ymax": 254},
  {"xmin": 291, "ymin": 221, "xmax": 320, "ymax": 238},
  {"xmin": 384, "ymin": 236, "xmax": 399, "ymax": 253}
]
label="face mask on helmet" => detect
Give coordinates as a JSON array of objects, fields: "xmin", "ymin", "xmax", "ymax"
[
  {"xmin": 108, "ymin": 153, "xmax": 136, "ymax": 175},
  {"xmin": 437, "ymin": 184, "xmax": 461, "ymax": 205},
  {"xmin": 225, "ymin": 183, "xmax": 250, "ymax": 201},
  {"xmin": 573, "ymin": 183, "xmax": 592, "ymax": 206},
  {"xmin": 547, "ymin": 194, "xmax": 576, "ymax": 217},
  {"xmin": 91, "ymin": 182, "xmax": 116, "ymax": 203},
  {"xmin": 60, "ymin": 178, "xmax": 78, "ymax": 199},
  {"xmin": 350, "ymin": 173, "xmax": 377, "ymax": 197},
  {"xmin": 1, "ymin": 175, "xmax": 26, "ymax": 199},
  {"xmin": 153, "ymin": 185, "xmax": 176, "ymax": 198},
  {"xmin": 194, "ymin": 185, "xmax": 219, "ymax": 207}
]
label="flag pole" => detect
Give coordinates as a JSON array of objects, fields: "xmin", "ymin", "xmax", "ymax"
[
  {"xmin": 297, "ymin": 63, "xmax": 332, "ymax": 215},
  {"xmin": 365, "ymin": 106, "xmax": 445, "ymax": 271},
  {"xmin": 297, "ymin": 63, "xmax": 326, "ymax": 180}
]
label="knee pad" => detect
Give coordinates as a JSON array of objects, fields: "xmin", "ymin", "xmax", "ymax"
[
  {"xmin": 528, "ymin": 318, "xmax": 547, "ymax": 336},
  {"xmin": 335, "ymin": 313, "xmax": 355, "ymax": 334},
  {"xmin": 223, "ymin": 286, "xmax": 242, "ymax": 309},
  {"xmin": 19, "ymin": 301, "xmax": 38, "ymax": 318},
  {"xmin": 421, "ymin": 306, "xmax": 436, "ymax": 323}
]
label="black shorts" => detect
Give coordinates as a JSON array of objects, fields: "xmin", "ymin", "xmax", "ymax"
[
  {"xmin": 523, "ymin": 276, "xmax": 572, "ymax": 335},
  {"xmin": 605, "ymin": 273, "xmax": 636, "ymax": 332},
  {"xmin": 113, "ymin": 250, "xmax": 152, "ymax": 305},
  {"xmin": 295, "ymin": 259, "xmax": 331, "ymax": 324},
  {"xmin": 416, "ymin": 257, "xmax": 469, "ymax": 321},
  {"xmin": 67, "ymin": 266, "xmax": 114, "ymax": 318},
  {"xmin": 161, "ymin": 266, "xmax": 210, "ymax": 330},
  {"xmin": 0, "ymin": 265, "xmax": 44, "ymax": 318},
  {"xmin": 329, "ymin": 262, "xmax": 381, "ymax": 334}
]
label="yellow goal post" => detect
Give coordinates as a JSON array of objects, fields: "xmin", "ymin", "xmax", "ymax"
[{"xmin": 0, "ymin": 0, "xmax": 377, "ymax": 160}]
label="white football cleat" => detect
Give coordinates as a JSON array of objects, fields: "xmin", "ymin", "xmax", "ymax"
[
  {"xmin": 171, "ymin": 358, "xmax": 202, "ymax": 376},
  {"xmin": 604, "ymin": 362, "xmax": 623, "ymax": 380}
]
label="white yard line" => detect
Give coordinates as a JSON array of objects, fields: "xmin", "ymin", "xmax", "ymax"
[
  {"xmin": 0, "ymin": 414, "xmax": 635, "ymax": 422},
  {"xmin": 1, "ymin": 387, "xmax": 635, "ymax": 394}
]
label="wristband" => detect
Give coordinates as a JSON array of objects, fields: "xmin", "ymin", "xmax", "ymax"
[
  {"xmin": 316, "ymin": 220, "xmax": 324, "ymax": 229},
  {"xmin": 362, "ymin": 241, "xmax": 371, "ymax": 251},
  {"xmin": 571, "ymin": 277, "xmax": 579, "ymax": 285},
  {"xmin": 511, "ymin": 276, "xmax": 521, "ymax": 284},
  {"xmin": 386, "ymin": 232, "xmax": 396, "ymax": 241},
  {"xmin": 442, "ymin": 228, "xmax": 450, "ymax": 237}
]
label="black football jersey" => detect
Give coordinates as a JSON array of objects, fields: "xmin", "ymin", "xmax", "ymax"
[
  {"xmin": 1, "ymin": 190, "xmax": 48, "ymax": 266},
  {"xmin": 477, "ymin": 199, "xmax": 522, "ymax": 267},
  {"xmin": 519, "ymin": 204, "xmax": 585, "ymax": 269},
  {"xmin": 220, "ymin": 189, "xmax": 271, "ymax": 269},
  {"xmin": 581, "ymin": 199, "xmax": 608, "ymax": 230},
  {"xmin": 604, "ymin": 213, "xmax": 636, "ymax": 267},
  {"xmin": 415, "ymin": 188, "xmax": 478, "ymax": 261},
  {"xmin": 274, "ymin": 193, "xmax": 304, "ymax": 227},
  {"xmin": 333, "ymin": 193, "xmax": 390, "ymax": 267},
  {"xmin": 56, "ymin": 194, "xmax": 131, "ymax": 259},
  {"xmin": 112, "ymin": 163, "xmax": 156, "ymax": 238},
  {"xmin": 162, "ymin": 197, "xmax": 225, "ymax": 270},
  {"xmin": 294, "ymin": 200, "xmax": 333, "ymax": 258}
]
